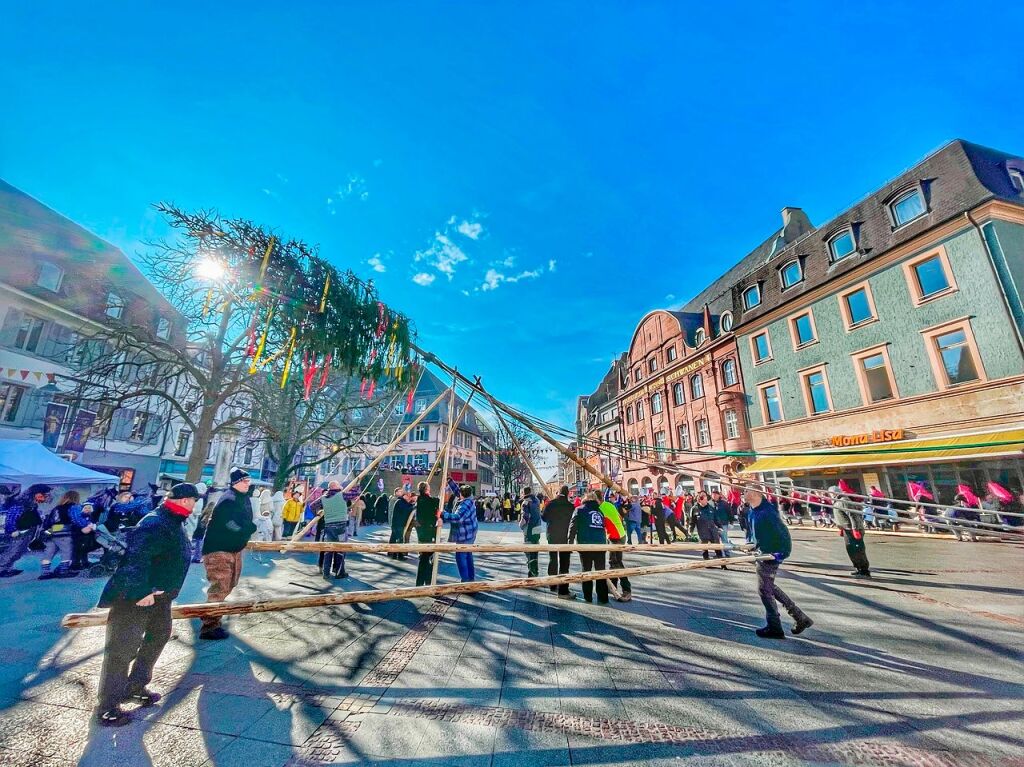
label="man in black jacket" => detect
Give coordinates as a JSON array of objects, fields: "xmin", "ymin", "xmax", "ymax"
[
  {"xmin": 543, "ymin": 486, "xmax": 575, "ymax": 599},
  {"xmin": 199, "ymin": 468, "xmax": 257, "ymax": 640},
  {"xmin": 94, "ymin": 483, "xmax": 196, "ymax": 726},
  {"xmin": 414, "ymin": 482, "xmax": 439, "ymax": 586},
  {"xmin": 389, "ymin": 489, "xmax": 415, "ymax": 560}
]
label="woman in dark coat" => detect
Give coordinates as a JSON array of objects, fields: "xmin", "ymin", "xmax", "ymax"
[{"xmin": 693, "ymin": 491, "xmax": 725, "ymax": 565}]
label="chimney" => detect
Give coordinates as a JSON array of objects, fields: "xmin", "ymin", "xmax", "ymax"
[{"xmin": 780, "ymin": 207, "xmax": 812, "ymax": 243}]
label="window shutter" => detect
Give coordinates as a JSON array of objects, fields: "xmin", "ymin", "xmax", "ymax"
[{"xmin": 0, "ymin": 308, "xmax": 25, "ymax": 348}]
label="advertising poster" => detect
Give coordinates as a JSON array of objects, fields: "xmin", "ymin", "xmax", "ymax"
[
  {"xmin": 63, "ymin": 409, "xmax": 97, "ymax": 453},
  {"xmin": 41, "ymin": 403, "xmax": 68, "ymax": 449}
]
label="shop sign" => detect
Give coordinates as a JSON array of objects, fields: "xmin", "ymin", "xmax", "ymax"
[
  {"xmin": 625, "ymin": 353, "xmax": 712, "ymax": 404},
  {"xmin": 829, "ymin": 429, "xmax": 905, "ymax": 447}
]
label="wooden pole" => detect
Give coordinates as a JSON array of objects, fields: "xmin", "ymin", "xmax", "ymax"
[
  {"xmin": 286, "ymin": 384, "xmax": 453, "ymax": 545},
  {"xmin": 61, "ymin": 554, "xmax": 770, "ymax": 629},
  {"xmin": 482, "ymin": 377, "xmax": 550, "ymax": 498},
  {"xmin": 433, "ymin": 373, "xmax": 475, "ymax": 585},
  {"xmin": 249, "ymin": 540, "xmax": 746, "ymax": 554},
  {"xmin": 426, "ymin": 378, "xmax": 458, "ymax": 487}
]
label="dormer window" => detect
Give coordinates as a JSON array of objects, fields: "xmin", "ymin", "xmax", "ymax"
[
  {"xmin": 694, "ymin": 328, "xmax": 706, "ymax": 346},
  {"xmin": 742, "ymin": 285, "xmax": 761, "ymax": 310},
  {"xmin": 780, "ymin": 259, "xmax": 802, "ymax": 289},
  {"xmin": 1009, "ymin": 168, "xmax": 1024, "ymax": 195},
  {"xmin": 36, "ymin": 262, "xmax": 64, "ymax": 292},
  {"xmin": 890, "ymin": 187, "xmax": 927, "ymax": 227},
  {"xmin": 155, "ymin": 317, "xmax": 170, "ymax": 340},
  {"xmin": 828, "ymin": 229, "xmax": 856, "ymax": 262},
  {"xmin": 106, "ymin": 292, "xmax": 125, "ymax": 319},
  {"xmin": 720, "ymin": 312, "xmax": 733, "ymax": 332}
]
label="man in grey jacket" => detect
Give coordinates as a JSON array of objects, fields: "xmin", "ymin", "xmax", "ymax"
[{"xmin": 830, "ymin": 485, "xmax": 871, "ymax": 578}]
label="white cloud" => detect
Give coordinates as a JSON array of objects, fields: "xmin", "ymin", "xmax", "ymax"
[
  {"xmin": 665, "ymin": 293, "xmax": 676, "ymax": 301},
  {"xmin": 458, "ymin": 220, "xmax": 484, "ymax": 240},
  {"xmin": 333, "ymin": 174, "xmax": 369, "ymax": 204},
  {"xmin": 276, "ymin": 172, "xmax": 289, "ymax": 184},
  {"xmin": 412, "ymin": 272, "xmax": 436, "ymax": 286},
  {"xmin": 367, "ymin": 254, "xmax": 387, "ymax": 273},
  {"xmin": 415, "ymin": 232, "xmax": 469, "ymax": 280},
  {"xmin": 480, "ymin": 267, "xmax": 542, "ymax": 291},
  {"xmin": 495, "ymin": 255, "xmax": 515, "ymax": 268},
  {"xmin": 548, "ymin": 259, "xmax": 557, "ymax": 272}
]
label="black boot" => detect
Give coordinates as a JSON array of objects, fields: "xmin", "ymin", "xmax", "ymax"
[
  {"xmin": 791, "ymin": 612, "xmax": 814, "ymax": 635},
  {"xmin": 755, "ymin": 624, "xmax": 786, "ymax": 639}
]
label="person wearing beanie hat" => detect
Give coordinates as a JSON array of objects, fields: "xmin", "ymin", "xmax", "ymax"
[
  {"xmin": 0, "ymin": 484, "xmax": 53, "ymax": 577},
  {"xmin": 829, "ymin": 485, "xmax": 871, "ymax": 578},
  {"xmin": 198, "ymin": 469, "xmax": 256, "ymax": 640},
  {"xmin": 94, "ymin": 482, "xmax": 196, "ymax": 727}
]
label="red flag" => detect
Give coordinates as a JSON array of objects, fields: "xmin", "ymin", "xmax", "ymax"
[
  {"xmin": 405, "ymin": 386, "xmax": 415, "ymax": 413},
  {"xmin": 366, "ymin": 380, "xmax": 376, "ymax": 400},
  {"xmin": 869, "ymin": 486, "xmax": 884, "ymax": 498},
  {"xmin": 838, "ymin": 479, "xmax": 856, "ymax": 495},
  {"xmin": 907, "ymin": 481, "xmax": 933, "ymax": 501},
  {"xmin": 987, "ymin": 481, "xmax": 1013, "ymax": 503},
  {"xmin": 955, "ymin": 484, "xmax": 980, "ymax": 507}
]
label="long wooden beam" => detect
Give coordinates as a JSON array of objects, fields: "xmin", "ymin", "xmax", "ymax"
[
  {"xmin": 61, "ymin": 554, "xmax": 770, "ymax": 628},
  {"xmin": 248, "ymin": 540, "xmax": 747, "ymax": 554}
]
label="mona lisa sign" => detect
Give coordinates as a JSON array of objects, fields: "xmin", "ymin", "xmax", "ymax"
[{"xmin": 829, "ymin": 429, "xmax": 905, "ymax": 447}]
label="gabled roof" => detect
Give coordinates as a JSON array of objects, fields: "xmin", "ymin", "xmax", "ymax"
[{"xmin": 395, "ymin": 368, "xmax": 493, "ymax": 438}]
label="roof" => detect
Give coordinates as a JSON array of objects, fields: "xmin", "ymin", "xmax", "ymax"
[
  {"xmin": 732, "ymin": 139, "xmax": 1024, "ymax": 328},
  {"xmin": 0, "ymin": 179, "xmax": 178, "ymax": 320}
]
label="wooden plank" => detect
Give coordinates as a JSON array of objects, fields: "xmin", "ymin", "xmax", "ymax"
[
  {"xmin": 250, "ymin": 540, "xmax": 750, "ymax": 554},
  {"xmin": 61, "ymin": 554, "xmax": 770, "ymax": 629}
]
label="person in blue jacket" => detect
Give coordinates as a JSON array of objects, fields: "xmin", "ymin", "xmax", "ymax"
[
  {"xmin": 442, "ymin": 485, "xmax": 478, "ymax": 582},
  {"xmin": 744, "ymin": 484, "xmax": 813, "ymax": 639}
]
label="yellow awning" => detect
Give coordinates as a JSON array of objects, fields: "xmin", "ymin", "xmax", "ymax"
[{"xmin": 741, "ymin": 428, "xmax": 1024, "ymax": 474}]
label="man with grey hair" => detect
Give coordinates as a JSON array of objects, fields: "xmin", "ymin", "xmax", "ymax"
[
  {"xmin": 744, "ymin": 484, "xmax": 813, "ymax": 639},
  {"xmin": 830, "ymin": 485, "xmax": 871, "ymax": 578}
]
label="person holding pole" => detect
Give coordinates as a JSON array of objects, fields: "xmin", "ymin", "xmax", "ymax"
[
  {"xmin": 442, "ymin": 485, "xmax": 478, "ymax": 582},
  {"xmin": 389, "ymin": 489, "xmax": 415, "ymax": 560},
  {"xmin": 542, "ymin": 485, "xmax": 576, "ymax": 599},
  {"xmin": 319, "ymin": 482, "xmax": 349, "ymax": 580},
  {"xmin": 93, "ymin": 482, "xmax": 197, "ymax": 726},
  {"xmin": 568, "ymin": 491, "xmax": 609, "ymax": 604},
  {"xmin": 519, "ymin": 487, "xmax": 542, "ymax": 577},
  {"xmin": 599, "ymin": 492, "xmax": 632, "ymax": 602},
  {"xmin": 744, "ymin": 484, "xmax": 813, "ymax": 639},
  {"xmin": 830, "ymin": 485, "xmax": 871, "ymax": 579},
  {"xmin": 414, "ymin": 482, "xmax": 439, "ymax": 586}
]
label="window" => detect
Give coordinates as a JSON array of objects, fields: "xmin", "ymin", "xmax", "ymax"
[
  {"xmin": 903, "ymin": 247, "xmax": 957, "ymax": 305},
  {"xmin": 801, "ymin": 368, "xmax": 832, "ymax": 414},
  {"xmin": 839, "ymin": 283, "xmax": 877, "ymax": 328},
  {"xmin": 648, "ymin": 357, "xmax": 658, "ymax": 373},
  {"xmin": 720, "ymin": 312, "xmax": 734, "ymax": 332},
  {"xmin": 694, "ymin": 328, "xmax": 706, "ymax": 346},
  {"xmin": 106, "ymin": 293, "xmax": 125, "ymax": 320},
  {"xmin": 628, "ymin": 439, "xmax": 638, "ymax": 460},
  {"xmin": 752, "ymin": 331, "xmax": 772, "ymax": 363},
  {"xmin": 722, "ymin": 358, "xmax": 738, "ymax": 386},
  {"xmin": 852, "ymin": 345, "xmax": 898, "ymax": 404},
  {"xmin": 412, "ymin": 425, "xmax": 429, "ymax": 441},
  {"xmin": 174, "ymin": 428, "xmax": 191, "ymax": 457},
  {"xmin": 93, "ymin": 404, "xmax": 114, "ymax": 437},
  {"xmin": 922, "ymin": 321, "xmax": 984, "ymax": 389},
  {"xmin": 650, "ymin": 392, "xmax": 663, "ymax": 414},
  {"xmin": 654, "ymin": 430, "xmax": 667, "ymax": 453},
  {"xmin": 638, "ymin": 436, "xmax": 648, "ymax": 458},
  {"xmin": 742, "ymin": 285, "xmax": 761, "ymax": 310},
  {"xmin": 790, "ymin": 312, "xmax": 817, "ymax": 348},
  {"xmin": 695, "ymin": 418, "xmax": 711, "ymax": 447},
  {"xmin": 828, "ymin": 229, "xmax": 856, "ymax": 261},
  {"xmin": 14, "ymin": 314, "xmax": 45, "ymax": 352},
  {"xmin": 677, "ymin": 424, "xmax": 691, "ymax": 450},
  {"xmin": 1010, "ymin": 168, "xmax": 1024, "ymax": 195},
  {"xmin": 724, "ymin": 409, "xmax": 740, "ymax": 439},
  {"xmin": 890, "ymin": 188, "xmax": 927, "ymax": 227},
  {"xmin": 243, "ymin": 445, "xmax": 254, "ymax": 464},
  {"xmin": 780, "ymin": 259, "xmax": 802, "ymax": 289},
  {"xmin": 690, "ymin": 374, "xmax": 704, "ymax": 399},
  {"xmin": 634, "ymin": 366, "xmax": 643, "ymax": 382},
  {"xmin": 636, "ymin": 400, "xmax": 645, "ymax": 420},
  {"xmin": 760, "ymin": 383, "xmax": 784, "ymax": 424},
  {"xmin": 672, "ymin": 382, "xmax": 685, "ymax": 406},
  {"xmin": 414, "ymin": 397, "xmax": 428, "ymax": 413},
  {"xmin": 0, "ymin": 384, "xmax": 25, "ymax": 423},
  {"xmin": 36, "ymin": 262, "xmax": 64, "ymax": 292},
  {"xmin": 666, "ymin": 346, "xmax": 677, "ymax": 362},
  {"xmin": 128, "ymin": 411, "xmax": 150, "ymax": 442},
  {"xmin": 625, "ymin": 405, "xmax": 634, "ymax": 425},
  {"xmin": 156, "ymin": 317, "xmax": 170, "ymax": 340}
]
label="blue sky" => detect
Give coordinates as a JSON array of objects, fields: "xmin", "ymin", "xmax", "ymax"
[{"xmin": 3, "ymin": 1, "xmax": 1023, "ymax": 434}]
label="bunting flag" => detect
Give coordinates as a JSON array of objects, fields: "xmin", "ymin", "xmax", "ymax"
[
  {"xmin": 987, "ymin": 481, "xmax": 1013, "ymax": 503},
  {"xmin": 279, "ymin": 327, "xmax": 298, "ymax": 389},
  {"xmin": 5, "ymin": 369, "xmax": 55, "ymax": 384}
]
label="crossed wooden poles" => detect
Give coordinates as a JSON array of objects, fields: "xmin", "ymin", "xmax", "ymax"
[{"xmin": 61, "ymin": 544, "xmax": 767, "ymax": 628}]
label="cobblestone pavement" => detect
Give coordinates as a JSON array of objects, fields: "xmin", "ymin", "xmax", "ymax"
[{"xmin": 0, "ymin": 523, "xmax": 1021, "ymax": 766}]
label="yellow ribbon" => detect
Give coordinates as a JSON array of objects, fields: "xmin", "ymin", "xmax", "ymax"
[
  {"xmin": 249, "ymin": 304, "xmax": 275, "ymax": 374},
  {"xmin": 280, "ymin": 327, "xmax": 298, "ymax": 388}
]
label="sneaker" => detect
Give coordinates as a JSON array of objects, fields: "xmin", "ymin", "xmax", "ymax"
[
  {"xmin": 557, "ymin": 592, "xmax": 577, "ymax": 601},
  {"xmin": 755, "ymin": 626, "xmax": 786, "ymax": 639},
  {"xmin": 199, "ymin": 627, "xmax": 230, "ymax": 641},
  {"xmin": 616, "ymin": 593, "xmax": 633, "ymax": 603},
  {"xmin": 851, "ymin": 571, "xmax": 872, "ymax": 579},
  {"xmin": 95, "ymin": 708, "xmax": 132, "ymax": 727},
  {"xmin": 125, "ymin": 689, "xmax": 162, "ymax": 706},
  {"xmin": 0, "ymin": 569, "xmax": 23, "ymax": 578},
  {"xmin": 792, "ymin": 615, "xmax": 814, "ymax": 635}
]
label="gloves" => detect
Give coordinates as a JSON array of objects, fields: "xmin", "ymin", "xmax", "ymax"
[
  {"xmin": 838, "ymin": 529, "xmax": 845, "ymax": 537},
  {"xmin": 852, "ymin": 529, "xmax": 863, "ymax": 540}
]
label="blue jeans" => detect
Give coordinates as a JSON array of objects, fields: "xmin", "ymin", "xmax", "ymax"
[
  {"xmin": 455, "ymin": 551, "xmax": 475, "ymax": 582},
  {"xmin": 626, "ymin": 520, "xmax": 644, "ymax": 544}
]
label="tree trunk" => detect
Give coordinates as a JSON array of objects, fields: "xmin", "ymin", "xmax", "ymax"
[{"xmin": 185, "ymin": 406, "xmax": 217, "ymax": 483}]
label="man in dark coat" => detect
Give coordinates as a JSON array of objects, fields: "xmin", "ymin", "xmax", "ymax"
[
  {"xmin": 519, "ymin": 487, "xmax": 543, "ymax": 577},
  {"xmin": 693, "ymin": 491, "xmax": 725, "ymax": 566},
  {"xmin": 199, "ymin": 468, "xmax": 257, "ymax": 640},
  {"xmin": 568, "ymin": 492, "xmax": 609, "ymax": 604},
  {"xmin": 94, "ymin": 483, "xmax": 196, "ymax": 726},
  {"xmin": 374, "ymin": 492, "xmax": 390, "ymax": 525},
  {"xmin": 745, "ymin": 485, "xmax": 813, "ymax": 639},
  {"xmin": 389, "ymin": 489, "xmax": 415, "ymax": 560},
  {"xmin": 542, "ymin": 486, "xmax": 575, "ymax": 598},
  {"xmin": 414, "ymin": 482, "xmax": 439, "ymax": 586},
  {"xmin": 0, "ymin": 484, "xmax": 52, "ymax": 577}
]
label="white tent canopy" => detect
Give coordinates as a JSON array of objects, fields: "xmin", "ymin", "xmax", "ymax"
[{"xmin": 0, "ymin": 440, "xmax": 120, "ymax": 488}]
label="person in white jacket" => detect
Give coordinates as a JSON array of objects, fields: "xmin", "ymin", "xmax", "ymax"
[
  {"xmin": 253, "ymin": 488, "xmax": 274, "ymax": 542},
  {"xmin": 271, "ymin": 490, "xmax": 285, "ymax": 541},
  {"xmin": 184, "ymin": 482, "xmax": 208, "ymax": 540}
]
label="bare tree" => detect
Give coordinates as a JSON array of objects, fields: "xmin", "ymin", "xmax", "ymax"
[
  {"xmin": 67, "ymin": 204, "xmax": 414, "ymax": 483},
  {"xmin": 493, "ymin": 419, "xmax": 542, "ymax": 495}
]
